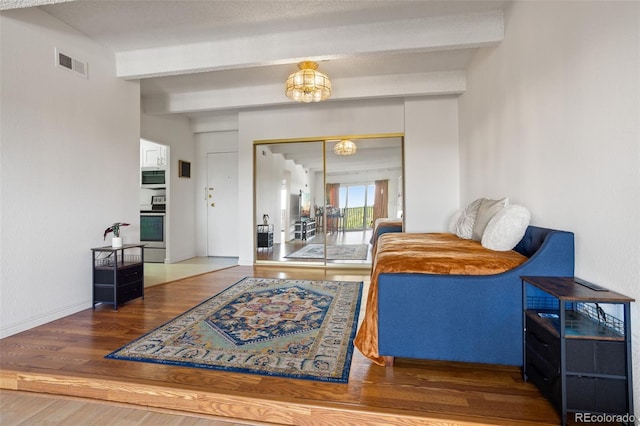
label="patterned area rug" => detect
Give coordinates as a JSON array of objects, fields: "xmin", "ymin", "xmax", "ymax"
[
  {"xmin": 106, "ymin": 277, "xmax": 363, "ymax": 383},
  {"xmin": 285, "ymin": 244, "xmax": 369, "ymax": 260}
]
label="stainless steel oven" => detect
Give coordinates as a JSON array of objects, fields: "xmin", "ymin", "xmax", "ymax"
[{"xmin": 140, "ymin": 195, "xmax": 166, "ymax": 263}]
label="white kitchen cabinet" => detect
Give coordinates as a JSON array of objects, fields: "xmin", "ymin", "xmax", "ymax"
[{"xmin": 140, "ymin": 140, "xmax": 167, "ymax": 167}]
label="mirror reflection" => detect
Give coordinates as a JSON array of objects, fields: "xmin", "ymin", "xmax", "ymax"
[{"xmin": 255, "ymin": 136, "xmax": 403, "ymax": 265}]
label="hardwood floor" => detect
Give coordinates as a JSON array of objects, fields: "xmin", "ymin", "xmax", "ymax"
[
  {"xmin": 0, "ymin": 390, "xmax": 254, "ymax": 425},
  {"xmin": 0, "ymin": 266, "xmax": 561, "ymax": 425}
]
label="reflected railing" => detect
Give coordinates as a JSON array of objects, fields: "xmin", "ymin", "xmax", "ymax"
[{"xmin": 343, "ymin": 207, "xmax": 373, "ymax": 231}]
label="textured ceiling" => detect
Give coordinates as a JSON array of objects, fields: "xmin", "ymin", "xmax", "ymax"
[{"xmin": 39, "ymin": 1, "xmax": 507, "ymax": 51}]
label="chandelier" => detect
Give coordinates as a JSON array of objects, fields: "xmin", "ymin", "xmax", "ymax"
[
  {"xmin": 333, "ymin": 139, "xmax": 357, "ymax": 156},
  {"xmin": 285, "ymin": 61, "xmax": 331, "ymax": 103}
]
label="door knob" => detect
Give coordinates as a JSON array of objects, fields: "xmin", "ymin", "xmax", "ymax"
[{"xmin": 211, "ymin": 203, "xmax": 215, "ymax": 207}]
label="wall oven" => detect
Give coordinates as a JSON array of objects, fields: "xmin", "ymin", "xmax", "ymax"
[{"xmin": 140, "ymin": 195, "xmax": 166, "ymax": 262}]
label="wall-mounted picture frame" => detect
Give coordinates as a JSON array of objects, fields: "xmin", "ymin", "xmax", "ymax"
[{"xmin": 178, "ymin": 160, "xmax": 191, "ymax": 178}]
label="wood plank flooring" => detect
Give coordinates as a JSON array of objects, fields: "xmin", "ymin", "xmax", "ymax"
[
  {"xmin": 0, "ymin": 390, "xmax": 254, "ymax": 425},
  {"xmin": 0, "ymin": 266, "xmax": 561, "ymax": 425}
]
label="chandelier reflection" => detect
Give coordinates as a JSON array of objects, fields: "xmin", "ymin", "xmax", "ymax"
[{"xmin": 333, "ymin": 139, "xmax": 357, "ymax": 156}]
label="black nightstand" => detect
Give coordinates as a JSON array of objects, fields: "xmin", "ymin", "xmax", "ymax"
[
  {"xmin": 91, "ymin": 244, "xmax": 145, "ymax": 310},
  {"xmin": 521, "ymin": 276, "xmax": 634, "ymax": 425},
  {"xmin": 257, "ymin": 224, "xmax": 274, "ymax": 248}
]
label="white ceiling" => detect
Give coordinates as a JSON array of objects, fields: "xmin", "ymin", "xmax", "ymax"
[{"xmin": 4, "ymin": 0, "xmax": 510, "ymax": 119}]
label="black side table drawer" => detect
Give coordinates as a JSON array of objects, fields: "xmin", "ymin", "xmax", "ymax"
[
  {"xmin": 525, "ymin": 312, "xmax": 560, "ymax": 366},
  {"xmin": 117, "ymin": 265, "xmax": 143, "ymax": 286},
  {"xmin": 566, "ymin": 339, "xmax": 626, "ymax": 376},
  {"xmin": 257, "ymin": 232, "xmax": 273, "ymax": 247},
  {"xmin": 117, "ymin": 281, "xmax": 143, "ymax": 305},
  {"xmin": 94, "ymin": 284, "xmax": 116, "ymax": 303},
  {"xmin": 566, "ymin": 376, "xmax": 628, "ymax": 413},
  {"xmin": 526, "ymin": 342, "xmax": 560, "ymax": 381}
]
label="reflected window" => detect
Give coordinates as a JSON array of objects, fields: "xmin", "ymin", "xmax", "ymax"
[{"xmin": 338, "ymin": 184, "xmax": 375, "ymax": 231}]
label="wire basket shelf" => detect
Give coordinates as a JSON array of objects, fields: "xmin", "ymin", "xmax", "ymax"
[{"xmin": 95, "ymin": 254, "xmax": 142, "ymax": 267}]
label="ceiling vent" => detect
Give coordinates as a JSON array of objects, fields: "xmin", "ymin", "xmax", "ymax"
[{"xmin": 55, "ymin": 48, "xmax": 88, "ymax": 79}]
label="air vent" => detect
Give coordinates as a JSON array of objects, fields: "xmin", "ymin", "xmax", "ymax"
[{"xmin": 55, "ymin": 48, "xmax": 88, "ymax": 79}]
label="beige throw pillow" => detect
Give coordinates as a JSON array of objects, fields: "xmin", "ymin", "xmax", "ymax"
[
  {"xmin": 472, "ymin": 197, "xmax": 509, "ymax": 241},
  {"xmin": 455, "ymin": 198, "xmax": 484, "ymax": 239}
]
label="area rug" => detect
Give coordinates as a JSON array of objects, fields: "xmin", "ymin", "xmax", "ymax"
[
  {"xmin": 106, "ymin": 277, "xmax": 363, "ymax": 383},
  {"xmin": 285, "ymin": 244, "xmax": 369, "ymax": 260}
]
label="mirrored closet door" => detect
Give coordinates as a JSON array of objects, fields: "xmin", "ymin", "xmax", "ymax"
[{"xmin": 254, "ymin": 135, "xmax": 403, "ymax": 266}]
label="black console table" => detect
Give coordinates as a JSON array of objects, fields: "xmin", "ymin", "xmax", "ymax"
[
  {"xmin": 91, "ymin": 244, "xmax": 145, "ymax": 310},
  {"xmin": 257, "ymin": 224, "xmax": 274, "ymax": 248},
  {"xmin": 521, "ymin": 276, "xmax": 634, "ymax": 425}
]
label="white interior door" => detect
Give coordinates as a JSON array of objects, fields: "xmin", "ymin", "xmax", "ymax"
[{"xmin": 207, "ymin": 152, "xmax": 239, "ymax": 257}]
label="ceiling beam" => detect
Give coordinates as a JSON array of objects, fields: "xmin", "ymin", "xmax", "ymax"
[
  {"xmin": 117, "ymin": 10, "xmax": 503, "ymax": 80},
  {"xmin": 142, "ymin": 70, "xmax": 465, "ymax": 115}
]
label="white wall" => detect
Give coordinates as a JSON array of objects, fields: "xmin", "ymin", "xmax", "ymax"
[
  {"xmin": 141, "ymin": 113, "xmax": 196, "ymax": 263},
  {"xmin": 0, "ymin": 8, "xmax": 140, "ymax": 337},
  {"xmin": 458, "ymin": 1, "xmax": 640, "ymax": 415},
  {"xmin": 404, "ymin": 97, "xmax": 460, "ymax": 232},
  {"xmin": 236, "ymin": 98, "xmax": 460, "ymax": 264}
]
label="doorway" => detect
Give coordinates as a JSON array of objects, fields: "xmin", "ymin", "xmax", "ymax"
[{"xmin": 140, "ymin": 139, "xmax": 169, "ymax": 263}]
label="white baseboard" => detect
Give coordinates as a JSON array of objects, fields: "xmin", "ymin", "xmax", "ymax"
[{"xmin": 0, "ymin": 300, "xmax": 90, "ymax": 339}]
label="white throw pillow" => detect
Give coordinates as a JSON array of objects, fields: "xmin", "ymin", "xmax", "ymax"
[
  {"xmin": 481, "ymin": 205, "xmax": 531, "ymax": 251},
  {"xmin": 455, "ymin": 198, "xmax": 484, "ymax": 239},
  {"xmin": 472, "ymin": 197, "xmax": 509, "ymax": 241},
  {"xmin": 447, "ymin": 209, "xmax": 463, "ymax": 234}
]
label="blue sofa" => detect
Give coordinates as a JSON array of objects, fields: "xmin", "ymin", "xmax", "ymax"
[{"xmin": 376, "ymin": 226, "xmax": 574, "ymax": 366}]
